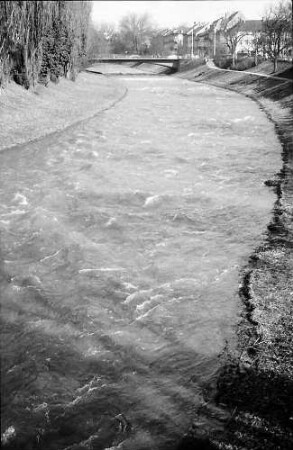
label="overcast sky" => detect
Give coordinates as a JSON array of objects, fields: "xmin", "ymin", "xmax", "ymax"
[{"xmin": 91, "ymin": 0, "xmax": 279, "ymax": 28}]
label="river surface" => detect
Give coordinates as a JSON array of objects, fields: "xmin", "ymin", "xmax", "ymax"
[{"xmin": 0, "ymin": 72, "xmax": 281, "ymax": 450}]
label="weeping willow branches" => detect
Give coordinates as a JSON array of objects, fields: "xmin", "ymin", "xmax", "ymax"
[{"xmin": 0, "ymin": 0, "xmax": 92, "ymax": 88}]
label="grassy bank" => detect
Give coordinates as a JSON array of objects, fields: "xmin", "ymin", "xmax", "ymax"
[
  {"xmin": 176, "ymin": 64, "xmax": 293, "ymax": 449},
  {"xmin": 0, "ymin": 73, "xmax": 126, "ymax": 152}
]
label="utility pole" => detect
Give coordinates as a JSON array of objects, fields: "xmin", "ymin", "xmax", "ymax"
[
  {"xmin": 213, "ymin": 18, "xmax": 222, "ymax": 58},
  {"xmin": 191, "ymin": 26, "xmax": 194, "ymax": 58},
  {"xmin": 191, "ymin": 22, "xmax": 195, "ymax": 58},
  {"xmin": 213, "ymin": 29, "xmax": 216, "ymax": 57}
]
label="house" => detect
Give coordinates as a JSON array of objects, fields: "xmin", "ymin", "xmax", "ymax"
[
  {"xmin": 216, "ymin": 11, "xmax": 245, "ymax": 59},
  {"xmin": 155, "ymin": 12, "xmax": 282, "ymax": 61},
  {"xmin": 185, "ymin": 24, "xmax": 207, "ymax": 57},
  {"xmin": 190, "ymin": 16, "xmax": 234, "ymax": 59},
  {"xmin": 164, "ymin": 28, "xmax": 189, "ymax": 56},
  {"xmin": 195, "ymin": 23, "xmax": 212, "ymax": 58},
  {"xmin": 161, "ymin": 29, "xmax": 175, "ymax": 55},
  {"xmin": 152, "ymin": 27, "xmax": 189, "ymax": 56},
  {"xmin": 224, "ymin": 11, "xmax": 244, "ymax": 31},
  {"xmin": 208, "ymin": 17, "xmax": 227, "ymax": 57},
  {"xmin": 234, "ymin": 20, "xmax": 263, "ymax": 55},
  {"xmin": 195, "ymin": 12, "xmax": 263, "ymax": 60}
]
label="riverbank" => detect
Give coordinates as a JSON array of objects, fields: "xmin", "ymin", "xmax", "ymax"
[
  {"xmin": 0, "ymin": 73, "xmax": 126, "ymax": 152},
  {"xmin": 176, "ymin": 64, "xmax": 293, "ymax": 449}
]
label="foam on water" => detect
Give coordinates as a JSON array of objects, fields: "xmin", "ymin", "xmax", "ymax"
[
  {"xmin": 13, "ymin": 192, "xmax": 28, "ymax": 205},
  {"xmin": 79, "ymin": 267, "xmax": 127, "ymax": 273},
  {"xmin": 143, "ymin": 195, "xmax": 162, "ymax": 207},
  {"xmin": 0, "ymin": 209, "xmax": 26, "ymax": 216}
]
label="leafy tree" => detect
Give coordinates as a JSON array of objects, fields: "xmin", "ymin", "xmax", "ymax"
[
  {"xmin": 262, "ymin": 0, "xmax": 292, "ymax": 72},
  {"xmin": 40, "ymin": 12, "xmax": 72, "ymax": 82}
]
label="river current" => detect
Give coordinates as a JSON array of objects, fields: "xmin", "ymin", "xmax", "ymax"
[{"xmin": 0, "ymin": 73, "xmax": 281, "ymax": 449}]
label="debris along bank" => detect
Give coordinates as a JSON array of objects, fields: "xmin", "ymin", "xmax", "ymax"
[{"xmin": 176, "ymin": 62, "xmax": 293, "ymax": 449}]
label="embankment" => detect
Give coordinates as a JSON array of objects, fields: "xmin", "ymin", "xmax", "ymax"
[
  {"xmin": 0, "ymin": 72, "xmax": 126, "ymax": 152},
  {"xmin": 176, "ymin": 65, "xmax": 293, "ymax": 449}
]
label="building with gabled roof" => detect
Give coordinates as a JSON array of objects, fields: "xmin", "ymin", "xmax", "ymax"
[
  {"xmin": 224, "ymin": 11, "xmax": 245, "ymax": 31},
  {"xmin": 193, "ymin": 12, "xmax": 263, "ymax": 60},
  {"xmin": 153, "ymin": 12, "xmax": 289, "ymax": 62},
  {"xmin": 236, "ymin": 20, "xmax": 263, "ymax": 55},
  {"xmin": 185, "ymin": 23, "xmax": 207, "ymax": 57},
  {"xmin": 153, "ymin": 27, "xmax": 189, "ymax": 56}
]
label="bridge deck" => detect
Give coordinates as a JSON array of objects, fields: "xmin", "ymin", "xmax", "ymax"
[{"xmin": 90, "ymin": 58, "xmax": 179, "ymax": 64}]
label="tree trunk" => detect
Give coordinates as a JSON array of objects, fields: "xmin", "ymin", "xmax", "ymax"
[
  {"xmin": 22, "ymin": 45, "xmax": 30, "ymax": 89},
  {"xmin": 254, "ymin": 52, "xmax": 258, "ymax": 66},
  {"xmin": 135, "ymin": 36, "xmax": 139, "ymax": 54},
  {"xmin": 273, "ymin": 56, "xmax": 278, "ymax": 72},
  {"xmin": 22, "ymin": 24, "xmax": 31, "ymax": 89}
]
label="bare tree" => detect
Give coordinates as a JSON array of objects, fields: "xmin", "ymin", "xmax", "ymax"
[
  {"xmin": 251, "ymin": 31, "xmax": 265, "ymax": 66},
  {"xmin": 119, "ymin": 12, "xmax": 153, "ymax": 54},
  {"xmin": 221, "ymin": 12, "xmax": 246, "ymax": 67},
  {"xmin": 262, "ymin": 0, "xmax": 292, "ymax": 72},
  {"xmin": 241, "ymin": 28, "xmax": 265, "ymax": 66},
  {"xmin": 149, "ymin": 30, "xmax": 165, "ymax": 57},
  {"xmin": 87, "ymin": 23, "xmax": 115, "ymax": 57}
]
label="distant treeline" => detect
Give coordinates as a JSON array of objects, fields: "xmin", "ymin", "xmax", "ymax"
[{"xmin": 0, "ymin": 0, "xmax": 92, "ymax": 89}]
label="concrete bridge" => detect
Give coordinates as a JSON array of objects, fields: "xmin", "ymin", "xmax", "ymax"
[{"xmin": 89, "ymin": 57, "xmax": 180, "ymax": 71}]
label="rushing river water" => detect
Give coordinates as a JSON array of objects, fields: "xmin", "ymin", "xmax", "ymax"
[{"xmin": 0, "ymin": 72, "xmax": 282, "ymax": 450}]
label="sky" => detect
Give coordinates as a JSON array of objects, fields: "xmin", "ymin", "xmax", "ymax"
[{"xmin": 91, "ymin": 0, "xmax": 280, "ymax": 28}]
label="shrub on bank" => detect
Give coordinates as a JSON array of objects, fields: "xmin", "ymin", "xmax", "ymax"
[
  {"xmin": 232, "ymin": 57, "xmax": 256, "ymax": 71},
  {"xmin": 214, "ymin": 55, "xmax": 268, "ymax": 71},
  {"xmin": 178, "ymin": 57, "xmax": 206, "ymax": 72},
  {"xmin": 213, "ymin": 55, "xmax": 233, "ymax": 69}
]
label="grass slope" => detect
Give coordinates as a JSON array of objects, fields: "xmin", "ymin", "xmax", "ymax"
[{"xmin": 0, "ymin": 73, "xmax": 126, "ymax": 152}]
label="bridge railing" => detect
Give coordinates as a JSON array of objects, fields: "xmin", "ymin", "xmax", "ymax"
[{"xmin": 88, "ymin": 56, "xmax": 181, "ymax": 72}]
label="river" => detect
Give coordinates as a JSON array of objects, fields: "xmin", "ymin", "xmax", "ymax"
[{"xmin": 0, "ymin": 70, "xmax": 282, "ymax": 450}]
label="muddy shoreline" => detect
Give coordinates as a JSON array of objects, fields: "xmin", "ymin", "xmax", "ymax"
[{"xmin": 176, "ymin": 66, "xmax": 293, "ymax": 449}]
